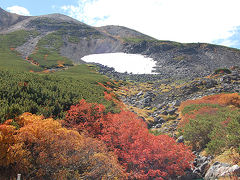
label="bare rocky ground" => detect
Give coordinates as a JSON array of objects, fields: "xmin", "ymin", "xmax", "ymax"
[{"xmin": 112, "ymin": 67, "xmax": 240, "ymax": 179}]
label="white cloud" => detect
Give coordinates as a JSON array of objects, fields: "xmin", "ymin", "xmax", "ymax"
[
  {"xmin": 7, "ymin": 5, "xmax": 30, "ymax": 16},
  {"xmin": 61, "ymin": 0, "xmax": 240, "ymax": 44},
  {"xmin": 217, "ymin": 39, "xmax": 238, "ymax": 47}
]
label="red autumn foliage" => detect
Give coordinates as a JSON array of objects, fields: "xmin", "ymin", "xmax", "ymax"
[
  {"xmin": 104, "ymin": 91, "xmax": 113, "ymax": 101},
  {"xmin": 179, "ymin": 93, "xmax": 240, "ymax": 112},
  {"xmin": 64, "ymin": 99, "xmax": 106, "ymax": 137},
  {"xmin": 97, "ymin": 82, "xmax": 112, "ymax": 91},
  {"xmin": 101, "ymin": 111, "xmax": 194, "ymax": 179},
  {"xmin": 64, "ymin": 100, "xmax": 194, "ymax": 179},
  {"xmin": 107, "ymin": 81, "xmax": 112, "ymax": 85},
  {"xmin": 179, "ymin": 93, "xmax": 240, "ymax": 128},
  {"xmin": 179, "ymin": 94, "xmax": 221, "ymax": 112}
]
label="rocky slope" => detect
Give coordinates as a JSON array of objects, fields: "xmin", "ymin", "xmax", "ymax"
[
  {"xmin": 0, "ymin": 8, "xmax": 28, "ymax": 31},
  {"xmin": 115, "ymin": 67, "xmax": 240, "ymax": 179},
  {"xmin": 0, "ymin": 8, "xmax": 240, "ymax": 78},
  {"xmin": 97, "ymin": 25, "xmax": 154, "ymax": 40},
  {"xmin": 123, "ymin": 40, "xmax": 240, "ymax": 79}
]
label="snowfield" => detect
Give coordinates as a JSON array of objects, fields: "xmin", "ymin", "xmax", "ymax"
[{"xmin": 82, "ymin": 53, "xmax": 156, "ymax": 74}]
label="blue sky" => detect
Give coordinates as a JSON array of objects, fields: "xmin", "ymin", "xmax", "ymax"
[{"xmin": 1, "ymin": 0, "xmax": 240, "ymax": 49}]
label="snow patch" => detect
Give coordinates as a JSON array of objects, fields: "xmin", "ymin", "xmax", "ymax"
[{"xmin": 82, "ymin": 53, "xmax": 156, "ymax": 74}]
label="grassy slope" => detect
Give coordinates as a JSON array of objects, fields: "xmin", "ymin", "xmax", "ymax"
[
  {"xmin": 0, "ymin": 30, "xmax": 43, "ymax": 72},
  {"xmin": 28, "ymin": 31, "xmax": 73, "ymax": 68},
  {"xmin": 0, "ymin": 30, "xmax": 117, "ymax": 122}
]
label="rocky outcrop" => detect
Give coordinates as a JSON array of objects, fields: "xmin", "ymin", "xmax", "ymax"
[
  {"xmin": 60, "ymin": 37, "xmax": 122, "ymax": 64},
  {"xmin": 179, "ymin": 152, "xmax": 212, "ymax": 180},
  {"xmin": 205, "ymin": 162, "xmax": 240, "ymax": 179}
]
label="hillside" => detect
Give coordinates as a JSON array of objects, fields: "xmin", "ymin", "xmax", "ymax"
[
  {"xmin": 0, "ymin": 8, "xmax": 239, "ymax": 180},
  {"xmin": 0, "ymin": 8, "xmax": 240, "ymax": 78},
  {"xmin": 0, "ymin": 8, "xmax": 28, "ymax": 30}
]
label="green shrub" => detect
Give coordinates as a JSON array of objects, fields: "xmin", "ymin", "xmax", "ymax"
[
  {"xmin": 179, "ymin": 105, "xmax": 240, "ymax": 154},
  {"xmin": 0, "ymin": 30, "xmax": 43, "ymax": 72},
  {"xmin": 0, "ymin": 65, "xmax": 117, "ymax": 123}
]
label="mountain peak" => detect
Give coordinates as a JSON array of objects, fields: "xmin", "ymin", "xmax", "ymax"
[
  {"xmin": 38, "ymin": 13, "xmax": 86, "ymax": 25},
  {"xmin": 0, "ymin": 7, "xmax": 28, "ymax": 30},
  {"xmin": 97, "ymin": 25, "xmax": 155, "ymax": 40}
]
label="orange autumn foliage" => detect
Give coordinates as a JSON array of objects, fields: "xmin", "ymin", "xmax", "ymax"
[
  {"xmin": 57, "ymin": 60, "xmax": 64, "ymax": 67},
  {"xmin": 179, "ymin": 93, "xmax": 240, "ymax": 128},
  {"xmin": 44, "ymin": 54, "xmax": 48, "ymax": 60},
  {"xmin": 179, "ymin": 93, "xmax": 240, "ymax": 112},
  {"xmin": 178, "ymin": 93, "xmax": 240, "ymax": 154},
  {"xmin": 218, "ymin": 93, "xmax": 240, "ymax": 107},
  {"xmin": 179, "ymin": 107, "xmax": 219, "ymax": 128},
  {"xmin": 0, "ymin": 113, "xmax": 125, "ymax": 179},
  {"xmin": 0, "ymin": 121, "xmax": 16, "ymax": 167},
  {"xmin": 106, "ymin": 81, "xmax": 113, "ymax": 86},
  {"xmin": 179, "ymin": 94, "xmax": 221, "ymax": 112}
]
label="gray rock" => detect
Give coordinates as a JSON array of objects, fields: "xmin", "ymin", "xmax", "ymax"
[
  {"xmin": 199, "ymin": 161, "xmax": 209, "ymax": 174},
  {"xmin": 158, "ymin": 118, "xmax": 166, "ymax": 124},
  {"xmin": 205, "ymin": 79, "xmax": 217, "ymax": 89},
  {"xmin": 173, "ymin": 100, "xmax": 181, "ymax": 106},
  {"xmin": 161, "ymin": 110, "xmax": 168, "ymax": 115},
  {"xmin": 205, "ymin": 162, "xmax": 240, "ymax": 179},
  {"xmin": 156, "ymin": 103, "xmax": 165, "ymax": 109},
  {"xmin": 137, "ymin": 91, "xmax": 143, "ymax": 97},
  {"xmin": 155, "ymin": 124, "xmax": 162, "ymax": 128},
  {"xmin": 177, "ymin": 135, "xmax": 184, "ymax": 143},
  {"xmin": 167, "ymin": 108, "xmax": 177, "ymax": 115}
]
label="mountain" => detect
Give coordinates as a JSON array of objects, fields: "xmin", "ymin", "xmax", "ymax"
[
  {"xmin": 0, "ymin": 8, "xmax": 240, "ymax": 79},
  {"xmin": 0, "ymin": 7, "xmax": 29, "ymax": 30},
  {"xmin": 0, "ymin": 8, "xmax": 239, "ymax": 180}
]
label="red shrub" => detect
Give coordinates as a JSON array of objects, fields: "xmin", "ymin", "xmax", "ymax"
[
  {"xmin": 64, "ymin": 99, "xmax": 106, "ymax": 137},
  {"xmin": 64, "ymin": 100, "xmax": 194, "ymax": 179},
  {"xmin": 102, "ymin": 111, "xmax": 194, "ymax": 179},
  {"xmin": 104, "ymin": 91, "xmax": 113, "ymax": 101}
]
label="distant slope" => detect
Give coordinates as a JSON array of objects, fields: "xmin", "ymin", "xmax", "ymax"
[
  {"xmin": 123, "ymin": 40, "xmax": 240, "ymax": 79},
  {"xmin": 0, "ymin": 7, "xmax": 29, "ymax": 31},
  {"xmin": 97, "ymin": 25, "xmax": 154, "ymax": 40},
  {"xmin": 0, "ymin": 7, "xmax": 240, "ymax": 80}
]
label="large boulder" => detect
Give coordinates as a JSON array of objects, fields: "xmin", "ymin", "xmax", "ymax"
[{"xmin": 205, "ymin": 162, "xmax": 240, "ymax": 179}]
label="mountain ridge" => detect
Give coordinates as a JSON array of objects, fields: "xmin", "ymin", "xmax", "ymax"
[
  {"xmin": 0, "ymin": 7, "xmax": 240, "ymax": 80},
  {"xmin": 0, "ymin": 7, "xmax": 29, "ymax": 31}
]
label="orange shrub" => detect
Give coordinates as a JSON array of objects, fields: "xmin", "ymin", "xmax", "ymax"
[
  {"xmin": 0, "ymin": 113, "xmax": 125, "ymax": 179},
  {"xmin": 218, "ymin": 93, "xmax": 240, "ymax": 107}
]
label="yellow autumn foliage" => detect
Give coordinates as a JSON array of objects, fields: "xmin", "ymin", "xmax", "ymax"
[{"xmin": 0, "ymin": 113, "xmax": 125, "ymax": 179}]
